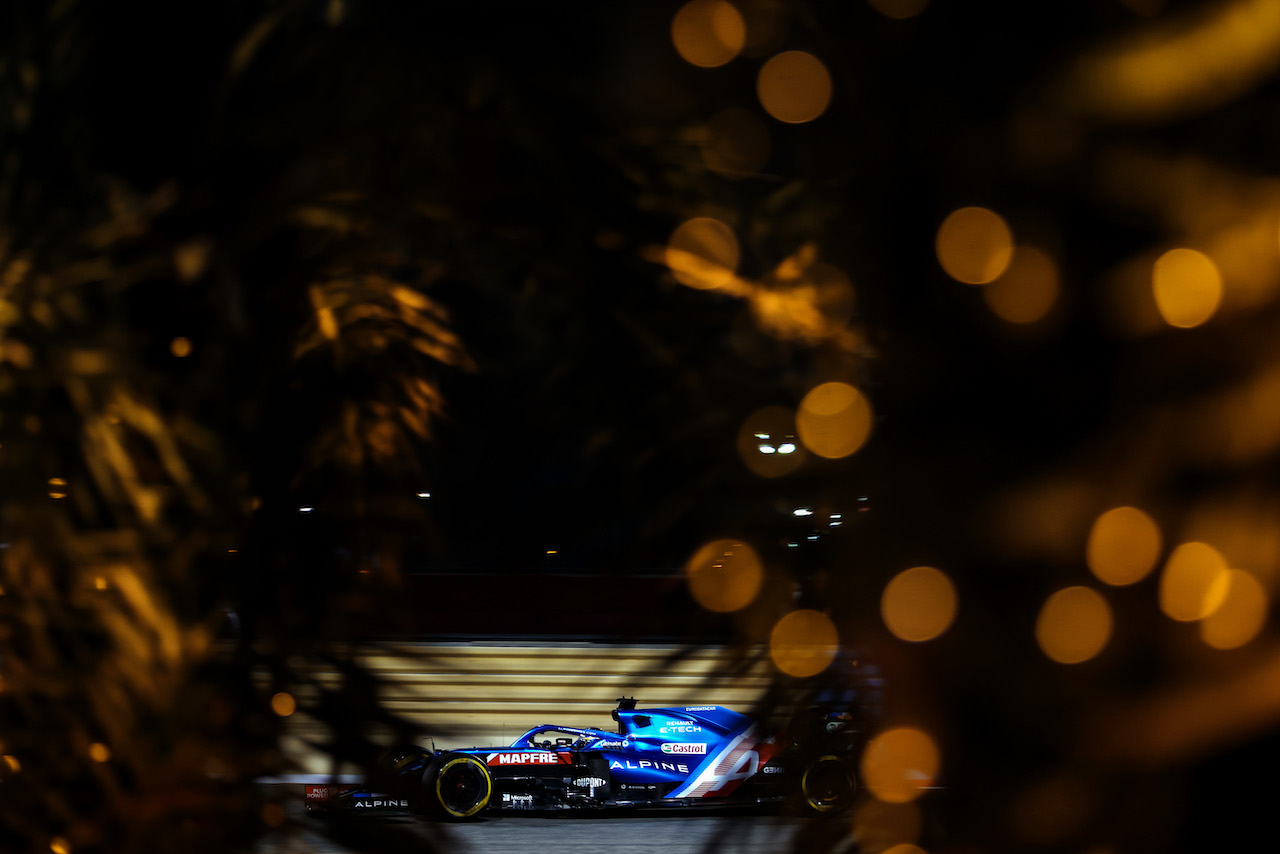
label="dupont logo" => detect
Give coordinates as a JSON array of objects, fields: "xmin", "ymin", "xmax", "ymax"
[
  {"xmin": 486, "ymin": 751, "xmax": 571, "ymax": 766},
  {"xmin": 304, "ymin": 786, "xmax": 329, "ymax": 800},
  {"xmin": 661, "ymin": 742, "xmax": 707, "ymax": 755}
]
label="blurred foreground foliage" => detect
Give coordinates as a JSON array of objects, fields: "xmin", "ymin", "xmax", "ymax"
[
  {"xmin": 3, "ymin": 1, "xmax": 1280, "ymax": 853},
  {"xmin": 0, "ymin": 2, "xmax": 491, "ymax": 851}
]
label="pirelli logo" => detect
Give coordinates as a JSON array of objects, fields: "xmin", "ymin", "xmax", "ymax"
[{"xmin": 486, "ymin": 751, "xmax": 572, "ymax": 766}]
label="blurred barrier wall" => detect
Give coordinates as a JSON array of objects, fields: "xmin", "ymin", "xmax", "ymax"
[{"xmin": 282, "ymin": 641, "xmax": 772, "ymax": 775}]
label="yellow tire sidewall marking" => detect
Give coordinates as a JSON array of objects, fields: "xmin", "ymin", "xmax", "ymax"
[
  {"xmin": 436, "ymin": 755, "xmax": 493, "ymax": 818},
  {"xmin": 802, "ymin": 755, "xmax": 851, "ymax": 812}
]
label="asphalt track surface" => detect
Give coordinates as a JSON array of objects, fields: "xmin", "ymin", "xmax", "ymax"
[{"xmin": 259, "ymin": 807, "xmax": 824, "ymax": 854}]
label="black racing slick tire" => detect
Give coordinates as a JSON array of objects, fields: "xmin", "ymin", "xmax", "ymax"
[
  {"xmin": 800, "ymin": 755, "xmax": 856, "ymax": 814},
  {"xmin": 428, "ymin": 755, "xmax": 493, "ymax": 819}
]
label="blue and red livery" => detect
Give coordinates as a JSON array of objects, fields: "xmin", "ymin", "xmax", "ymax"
[{"xmin": 306, "ymin": 697, "xmax": 865, "ymax": 819}]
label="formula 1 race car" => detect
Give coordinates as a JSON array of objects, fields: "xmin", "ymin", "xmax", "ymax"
[{"xmin": 305, "ymin": 697, "xmax": 865, "ymax": 819}]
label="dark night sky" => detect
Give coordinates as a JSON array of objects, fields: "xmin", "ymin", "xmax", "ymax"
[
  {"xmin": 398, "ymin": 0, "xmax": 1139, "ymax": 573},
  {"xmin": 50, "ymin": 0, "xmax": 1260, "ymax": 586}
]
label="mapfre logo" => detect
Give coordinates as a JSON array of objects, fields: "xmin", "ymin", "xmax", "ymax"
[
  {"xmin": 486, "ymin": 751, "xmax": 569, "ymax": 766},
  {"xmin": 661, "ymin": 742, "xmax": 707, "ymax": 755}
]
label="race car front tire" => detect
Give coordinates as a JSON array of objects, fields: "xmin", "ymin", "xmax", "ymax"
[
  {"xmin": 428, "ymin": 754, "xmax": 493, "ymax": 819},
  {"xmin": 799, "ymin": 755, "xmax": 856, "ymax": 814}
]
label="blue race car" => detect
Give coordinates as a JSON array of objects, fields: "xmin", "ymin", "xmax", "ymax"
[{"xmin": 306, "ymin": 697, "xmax": 864, "ymax": 819}]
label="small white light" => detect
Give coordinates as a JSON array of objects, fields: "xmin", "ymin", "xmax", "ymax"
[
  {"xmin": 829, "ymin": 521, "xmax": 842, "ymax": 528},
  {"xmin": 416, "ymin": 491, "xmax": 431, "ymax": 499},
  {"xmin": 754, "ymin": 432, "xmax": 770, "ymax": 440},
  {"xmin": 807, "ymin": 535, "xmax": 819, "ymax": 541},
  {"xmin": 793, "ymin": 508, "xmax": 813, "ymax": 517},
  {"xmin": 758, "ymin": 444, "xmax": 776, "ymax": 454},
  {"xmin": 299, "ymin": 506, "xmax": 314, "ymax": 514},
  {"xmin": 831, "ymin": 513, "xmax": 843, "ymax": 519},
  {"xmin": 787, "ymin": 542, "xmax": 799, "ymax": 548},
  {"xmin": 777, "ymin": 442, "xmax": 796, "ymax": 454}
]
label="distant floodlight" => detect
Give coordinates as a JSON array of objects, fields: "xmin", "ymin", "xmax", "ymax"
[
  {"xmin": 416, "ymin": 491, "xmax": 431, "ymax": 499},
  {"xmin": 787, "ymin": 542, "xmax": 799, "ymax": 548},
  {"xmin": 807, "ymin": 535, "xmax": 819, "ymax": 541},
  {"xmin": 758, "ymin": 443, "xmax": 777, "ymax": 454},
  {"xmin": 754, "ymin": 432, "xmax": 770, "ymax": 439},
  {"xmin": 777, "ymin": 442, "xmax": 797, "ymax": 454},
  {"xmin": 793, "ymin": 508, "xmax": 813, "ymax": 517},
  {"xmin": 299, "ymin": 506, "xmax": 314, "ymax": 513}
]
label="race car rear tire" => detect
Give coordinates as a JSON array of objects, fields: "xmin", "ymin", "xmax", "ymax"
[
  {"xmin": 428, "ymin": 755, "xmax": 493, "ymax": 819},
  {"xmin": 799, "ymin": 755, "xmax": 856, "ymax": 814}
]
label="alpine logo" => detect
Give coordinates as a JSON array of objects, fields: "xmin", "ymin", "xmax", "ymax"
[
  {"xmin": 486, "ymin": 751, "xmax": 571, "ymax": 766},
  {"xmin": 661, "ymin": 742, "xmax": 707, "ymax": 754},
  {"xmin": 664, "ymin": 724, "xmax": 779, "ymax": 800},
  {"xmin": 609, "ymin": 759, "xmax": 690, "ymax": 773}
]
